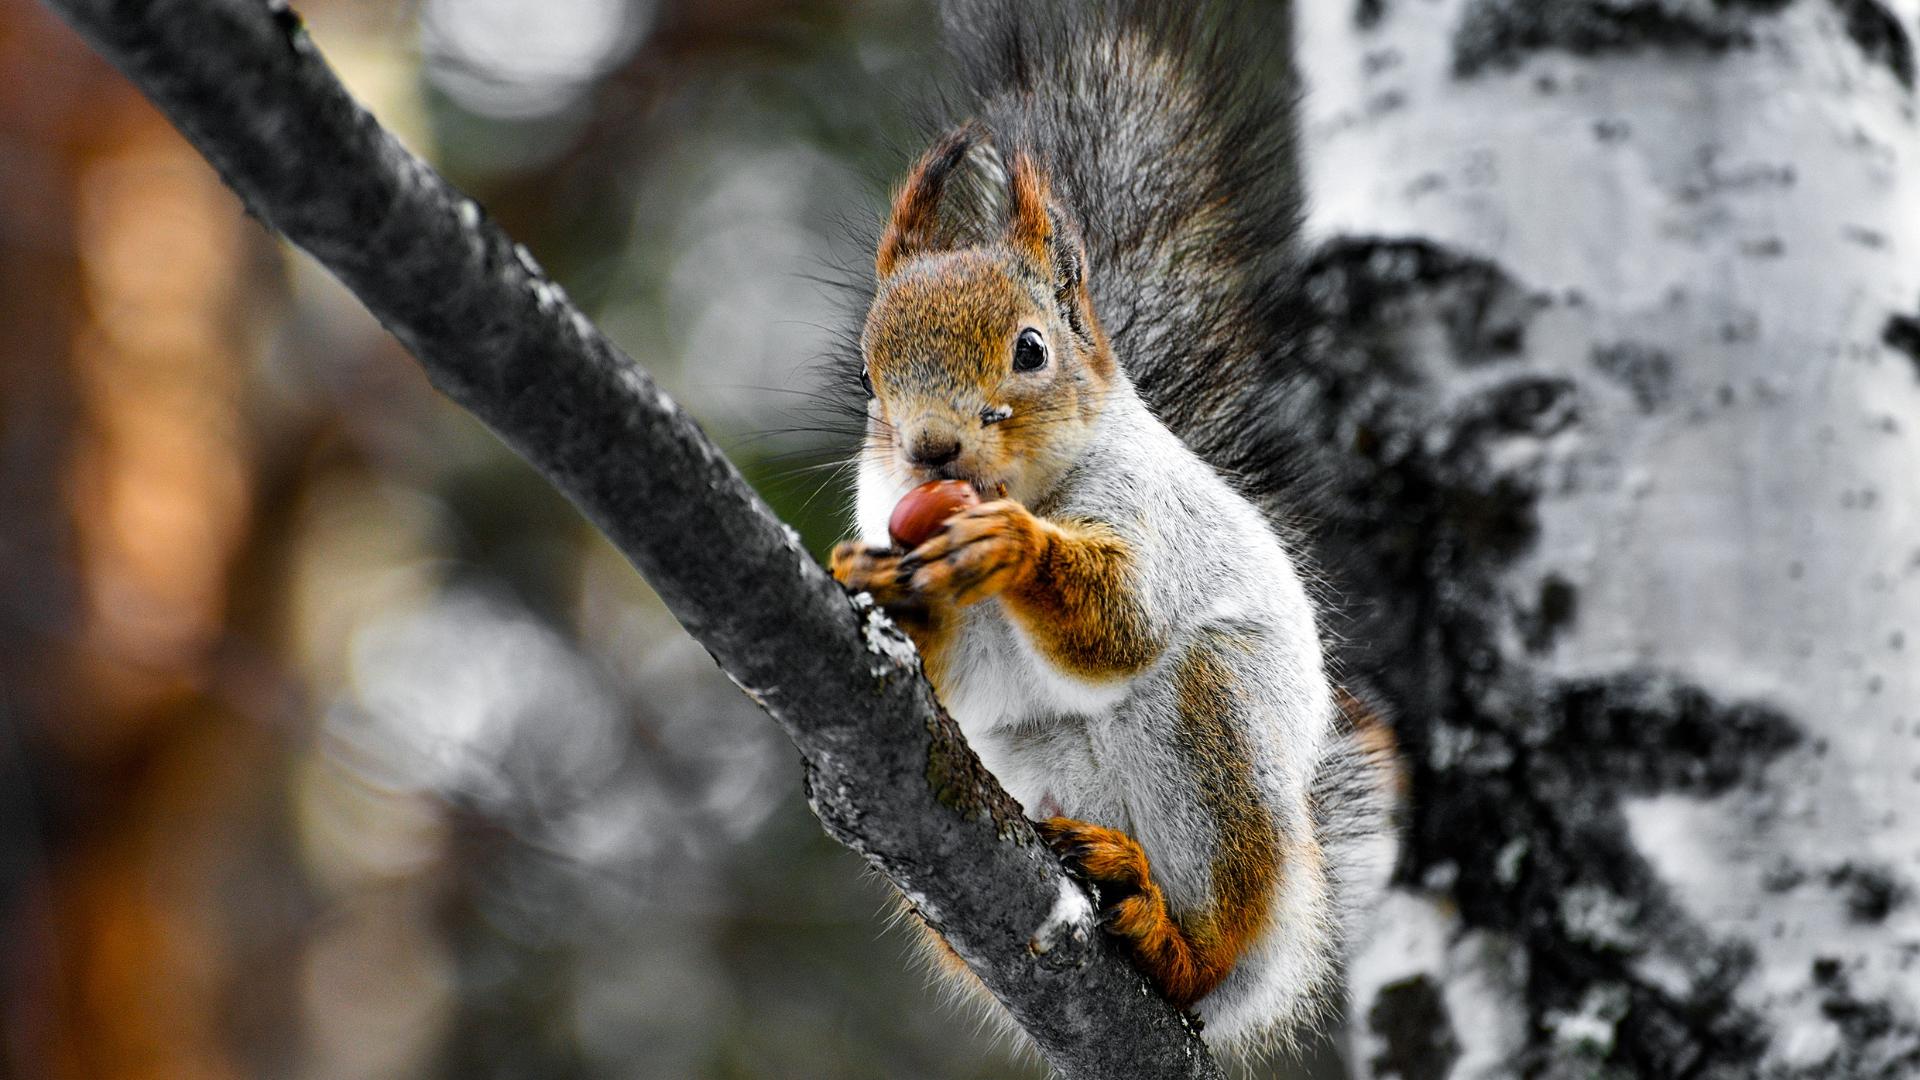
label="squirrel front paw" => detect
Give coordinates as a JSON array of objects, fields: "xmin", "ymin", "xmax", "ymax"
[
  {"xmin": 832, "ymin": 500, "xmax": 1044, "ymax": 614},
  {"xmin": 830, "ymin": 542, "xmax": 921, "ymax": 610},
  {"xmin": 898, "ymin": 500, "xmax": 1044, "ymax": 607}
]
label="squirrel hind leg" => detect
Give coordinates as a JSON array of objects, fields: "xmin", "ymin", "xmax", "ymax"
[{"xmin": 1034, "ymin": 816, "xmax": 1241, "ymax": 1011}]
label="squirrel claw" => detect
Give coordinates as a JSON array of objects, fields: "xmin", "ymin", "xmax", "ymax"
[
  {"xmin": 830, "ymin": 541, "xmax": 917, "ymax": 607},
  {"xmin": 1034, "ymin": 816, "xmax": 1152, "ymax": 900},
  {"xmin": 901, "ymin": 500, "xmax": 1041, "ymax": 607},
  {"xmin": 1036, "ymin": 816, "xmax": 1199, "ymax": 1002}
]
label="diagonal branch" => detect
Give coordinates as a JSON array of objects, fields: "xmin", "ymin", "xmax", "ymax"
[{"xmin": 36, "ymin": 0, "xmax": 1223, "ymax": 1075}]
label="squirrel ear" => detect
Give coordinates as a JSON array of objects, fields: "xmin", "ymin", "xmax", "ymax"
[
  {"xmin": 1006, "ymin": 153, "xmax": 1085, "ymax": 293},
  {"xmin": 1005, "ymin": 153, "xmax": 1054, "ymax": 274},
  {"xmin": 1007, "ymin": 153, "xmax": 1097, "ymax": 344},
  {"xmin": 876, "ymin": 124, "xmax": 981, "ymax": 280}
]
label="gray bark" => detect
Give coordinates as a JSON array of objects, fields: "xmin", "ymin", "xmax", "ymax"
[
  {"xmin": 32, "ymin": 0, "xmax": 1225, "ymax": 1076},
  {"xmin": 1296, "ymin": 0, "xmax": 1920, "ymax": 1076}
]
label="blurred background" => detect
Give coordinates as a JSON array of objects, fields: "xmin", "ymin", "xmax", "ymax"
[
  {"xmin": 11, "ymin": 0, "xmax": 1920, "ymax": 1075},
  {"xmin": 0, "ymin": 0, "xmax": 1063, "ymax": 1076}
]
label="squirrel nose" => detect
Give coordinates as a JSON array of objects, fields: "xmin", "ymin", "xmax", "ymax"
[{"xmin": 907, "ymin": 433, "xmax": 962, "ymax": 470}]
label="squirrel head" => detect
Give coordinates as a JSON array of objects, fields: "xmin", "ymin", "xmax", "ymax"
[{"xmin": 859, "ymin": 125, "xmax": 1119, "ymax": 508}]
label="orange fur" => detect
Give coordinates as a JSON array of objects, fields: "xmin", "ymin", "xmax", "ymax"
[
  {"xmin": 1033, "ymin": 819, "xmax": 1229, "ymax": 1009},
  {"xmin": 1336, "ymin": 685, "xmax": 1409, "ymax": 802},
  {"xmin": 854, "ymin": 500, "xmax": 1159, "ymax": 681},
  {"xmin": 853, "ymin": 138, "xmax": 1287, "ymax": 1012},
  {"xmin": 896, "ymin": 894, "xmax": 973, "ymax": 978},
  {"xmin": 1001, "ymin": 517, "xmax": 1160, "ymax": 679},
  {"xmin": 876, "ymin": 125, "xmax": 980, "ymax": 280},
  {"xmin": 1006, "ymin": 153, "xmax": 1053, "ymax": 273},
  {"xmin": 1029, "ymin": 638, "xmax": 1293, "ymax": 1009},
  {"xmin": 1172, "ymin": 638, "xmax": 1287, "ymax": 985},
  {"xmin": 829, "ymin": 542, "xmax": 957, "ymax": 687},
  {"xmin": 864, "ymin": 146, "xmax": 1119, "ymax": 491},
  {"xmin": 863, "ymin": 249, "xmax": 1114, "ymax": 460}
]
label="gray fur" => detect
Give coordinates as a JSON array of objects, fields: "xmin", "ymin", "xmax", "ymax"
[
  {"xmin": 847, "ymin": 0, "xmax": 1401, "ymax": 1057},
  {"xmin": 858, "ymin": 380, "xmax": 1347, "ymax": 1048}
]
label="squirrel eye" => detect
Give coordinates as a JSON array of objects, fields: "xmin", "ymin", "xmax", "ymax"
[
  {"xmin": 859, "ymin": 367, "xmax": 875, "ymax": 398},
  {"xmin": 1012, "ymin": 328, "xmax": 1048, "ymax": 373}
]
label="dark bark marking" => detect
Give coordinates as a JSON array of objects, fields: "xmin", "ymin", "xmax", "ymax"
[
  {"xmin": 1761, "ymin": 858, "xmax": 1809, "ymax": 893},
  {"xmin": 1476, "ymin": 375, "xmax": 1581, "ymax": 437},
  {"xmin": 1303, "ymin": 237, "xmax": 1535, "ymax": 369},
  {"xmin": 1830, "ymin": 0, "xmax": 1916, "ymax": 88},
  {"xmin": 1518, "ymin": 574, "xmax": 1578, "ymax": 654},
  {"xmin": 1452, "ymin": 0, "xmax": 1795, "ymax": 78},
  {"xmin": 1452, "ymin": 0, "xmax": 1914, "ymax": 89},
  {"xmin": 1884, "ymin": 307, "xmax": 1920, "ymax": 380},
  {"xmin": 1825, "ymin": 861, "xmax": 1910, "ymax": 923},
  {"xmin": 1845, "ymin": 224, "xmax": 1889, "ymax": 249},
  {"xmin": 1298, "ymin": 235, "xmax": 1808, "ymax": 1076},
  {"xmin": 1363, "ymin": 48, "xmax": 1405, "ymax": 77},
  {"xmin": 1366, "ymin": 976, "xmax": 1461, "ymax": 1080},
  {"xmin": 1594, "ymin": 117, "xmax": 1633, "ymax": 143},
  {"xmin": 1806, "ymin": 958, "xmax": 1920, "ymax": 1075},
  {"xmin": 1592, "ymin": 341, "xmax": 1677, "ymax": 413},
  {"xmin": 1551, "ymin": 674, "xmax": 1800, "ymax": 796}
]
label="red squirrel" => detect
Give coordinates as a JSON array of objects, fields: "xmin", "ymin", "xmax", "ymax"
[{"xmin": 830, "ymin": 0, "xmax": 1399, "ymax": 1057}]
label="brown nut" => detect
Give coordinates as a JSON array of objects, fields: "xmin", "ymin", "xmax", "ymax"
[{"xmin": 888, "ymin": 479, "xmax": 981, "ymax": 549}]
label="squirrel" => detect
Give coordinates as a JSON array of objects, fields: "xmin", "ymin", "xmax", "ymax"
[{"xmin": 827, "ymin": 0, "xmax": 1400, "ymax": 1058}]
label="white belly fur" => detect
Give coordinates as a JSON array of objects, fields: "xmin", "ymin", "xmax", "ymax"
[{"xmin": 937, "ymin": 601, "xmax": 1128, "ymax": 816}]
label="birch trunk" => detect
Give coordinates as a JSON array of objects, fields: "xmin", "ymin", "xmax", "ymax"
[{"xmin": 1295, "ymin": 1, "xmax": 1920, "ymax": 1075}]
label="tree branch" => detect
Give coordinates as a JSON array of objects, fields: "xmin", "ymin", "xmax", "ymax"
[{"xmin": 36, "ymin": 0, "xmax": 1223, "ymax": 1075}]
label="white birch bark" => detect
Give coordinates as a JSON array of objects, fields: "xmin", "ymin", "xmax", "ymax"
[{"xmin": 1294, "ymin": 1, "xmax": 1920, "ymax": 1075}]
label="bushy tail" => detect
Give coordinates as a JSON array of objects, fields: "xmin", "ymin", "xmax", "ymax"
[
  {"xmin": 937, "ymin": 0, "xmax": 1312, "ymax": 517},
  {"xmin": 1315, "ymin": 690, "xmax": 1405, "ymax": 948},
  {"xmin": 938, "ymin": 0, "xmax": 1403, "ymax": 953}
]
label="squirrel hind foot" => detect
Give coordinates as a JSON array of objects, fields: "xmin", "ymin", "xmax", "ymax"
[
  {"xmin": 1034, "ymin": 816, "xmax": 1235, "ymax": 1010},
  {"xmin": 1035, "ymin": 816, "xmax": 1152, "ymax": 897}
]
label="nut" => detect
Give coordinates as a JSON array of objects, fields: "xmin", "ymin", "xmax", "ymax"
[{"xmin": 888, "ymin": 479, "xmax": 981, "ymax": 549}]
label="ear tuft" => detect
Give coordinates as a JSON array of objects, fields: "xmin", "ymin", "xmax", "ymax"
[
  {"xmin": 1006, "ymin": 153, "xmax": 1096, "ymax": 343},
  {"xmin": 1006, "ymin": 152, "xmax": 1054, "ymax": 275},
  {"xmin": 876, "ymin": 123, "xmax": 983, "ymax": 280}
]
